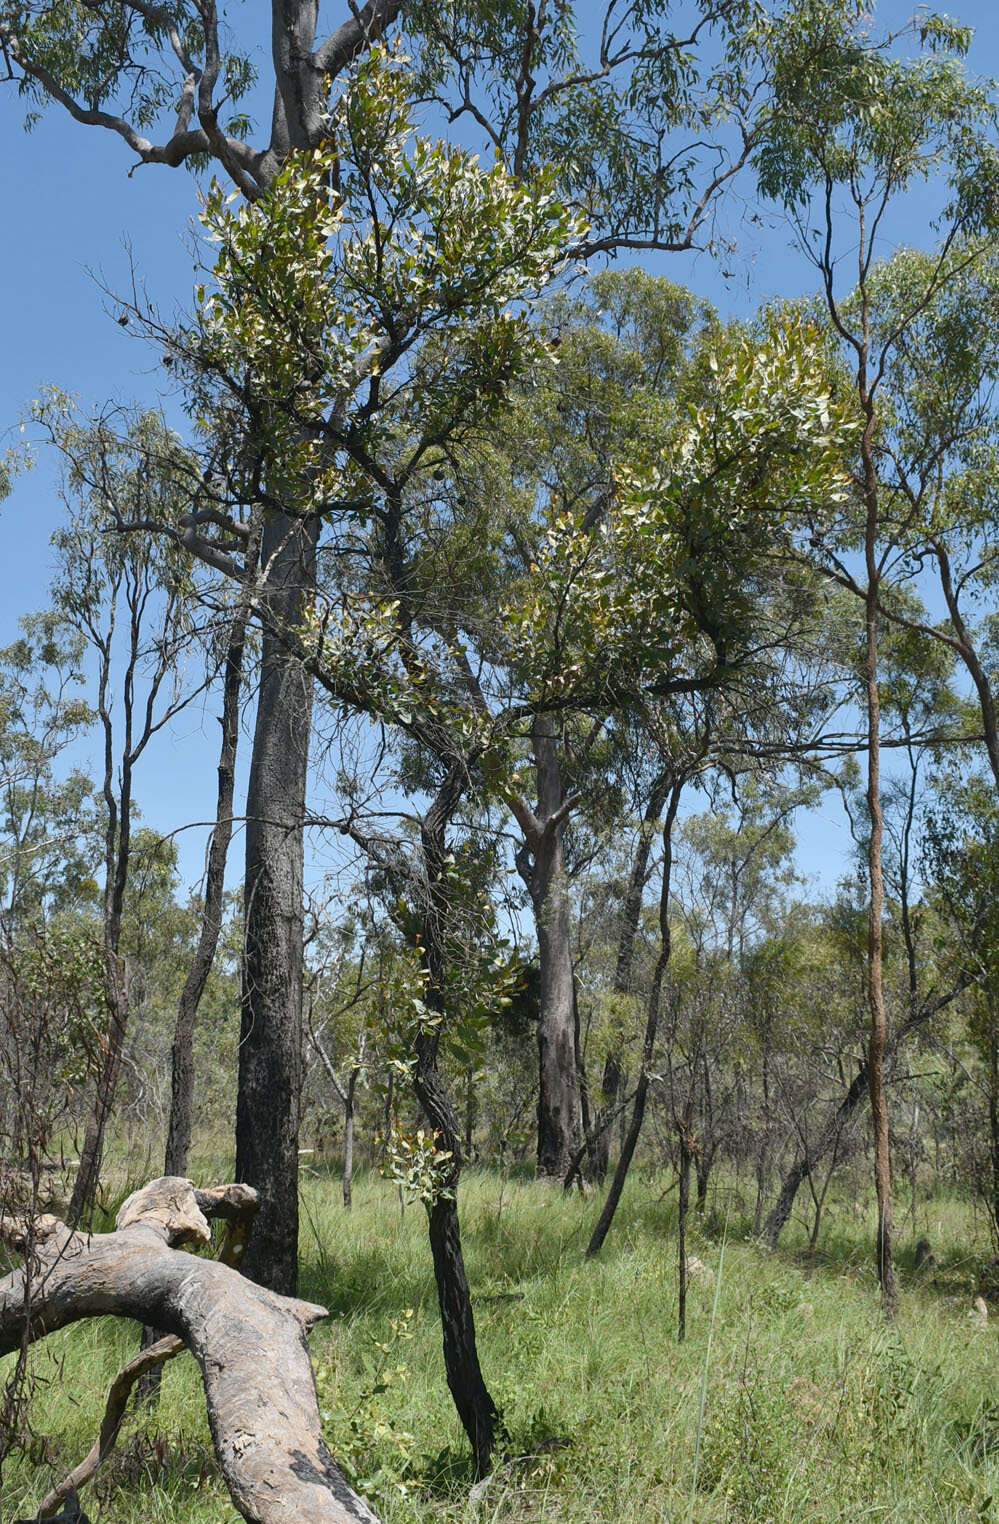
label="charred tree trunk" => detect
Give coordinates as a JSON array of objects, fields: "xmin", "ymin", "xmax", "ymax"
[
  {"xmin": 677, "ymin": 1119, "xmax": 694, "ymax": 1343},
  {"xmin": 343, "ymin": 1068, "xmax": 358, "ymax": 1212},
  {"xmin": 412, "ymin": 773, "xmax": 499, "ymax": 1478},
  {"xmin": 417, "ymin": 1063, "xmax": 498, "ymax": 1479},
  {"xmin": 237, "ymin": 510, "xmax": 318, "ymax": 1295},
  {"xmin": 860, "ymin": 409, "xmax": 897, "ymax": 1316}
]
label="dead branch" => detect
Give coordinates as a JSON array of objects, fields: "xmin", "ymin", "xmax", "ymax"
[
  {"xmin": 0, "ymin": 1178, "xmax": 379, "ymax": 1524},
  {"xmin": 37, "ymin": 1181, "xmax": 262, "ymax": 1517}
]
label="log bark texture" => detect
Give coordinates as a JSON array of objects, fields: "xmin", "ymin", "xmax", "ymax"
[{"xmin": 0, "ymin": 1178, "xmax": 379, "ymax": 1524}]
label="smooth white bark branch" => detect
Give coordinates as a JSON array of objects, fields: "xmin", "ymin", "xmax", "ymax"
[{"xmin": 0, "ymin": 1179, "xmax": 380, "ymax": 1524}]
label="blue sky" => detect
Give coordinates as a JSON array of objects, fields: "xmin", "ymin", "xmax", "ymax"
[{"xmin": 0, "ymin": 0, "xmax": 995, "ymax": 896}]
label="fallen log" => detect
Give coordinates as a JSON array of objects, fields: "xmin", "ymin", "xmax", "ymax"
[{"xmin": 0, "ymin": 1176, "xmax": 379, "ymax": 1524}]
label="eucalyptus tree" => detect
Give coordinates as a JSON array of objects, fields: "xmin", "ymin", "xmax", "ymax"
[
  {"xmin": 753, "ymin": 0, "xmax": 998, "ymax": 1314},
  {"xmin": 0, "ymin": 615, "xmax": 94, "ymax": 939},
  {"xmin": 39, "ymin": 405, "xmax": 210, "ymax": 1221},
  {"xmin": 925, "ymin": 770, "xmax": 999, "ymax": 1236},
  {"xmin": 492, "ymin": 270, "xmax": 714, "ymax": 1182},
  {"xmin": 1, "ymin": 0, "xmax": 779, "ymax": 1296},
  {"xmin": 164, "ymin": 53, "xmax": 582, "ymax": 1467},
  {"xmin": 468, "ymin": 269, "xmax": 854, "ymax": 1184}
]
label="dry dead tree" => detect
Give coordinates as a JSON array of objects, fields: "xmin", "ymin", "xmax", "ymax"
[{"xmin": 0, "ymin": 1176, "xmax": 379, "ymax": 1524}]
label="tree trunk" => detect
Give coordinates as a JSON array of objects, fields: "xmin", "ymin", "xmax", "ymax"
[
  {"xmin": 593, "ymin": 772, "xmax": 670, "ymax": 1181},
  {"xmin": 530, "ymin": 720, "xmax": 581, "ymax": 1181},
  {"xmin": 987, "ymin": 998, "xmax": 999, "ymax": 1247},
  {"xmin": 695, "ymin": 1142, "xmax": 712, "ymax": 1211},
  {"xmin": 593, "ymin": 1052, "xmax": 622, "ymax": 1184},
  {"xmin": 412, "ymin": 777, "xmax": 499, "ymax": 1477},
  {"xmin": 863, "ymin": 461, "xmax": 897, "ymax": 1316},
  {"xmin": 587, "ymin": 781, "xmax": 683, "ymax": 1259},
  {"xmin": 166, "ymin": 584, "xmax": 251, "ymax": 1176},
  {"xmin": 236, "ymin": 510, "xmax": 318, "ymax": 1295},
  {"xmin": 677, "ymin": 1120, "xmax": 693, "ymax": 1343},
  {"xmin": 413, "ymin": 1059, "xmax": 497, "ymax": 1479},
  {"xmin": 343, "ymin": 1068, "xmax": 357, "ymax": 1212},
  {"xmin": 573, "ymin": 980, "xmax": 595, "ymax": 1179}
]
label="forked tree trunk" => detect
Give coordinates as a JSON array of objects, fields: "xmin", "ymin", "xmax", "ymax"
[
  {"xmin": 515, "ymin": 717, "xmax": 581, "ymax": 1182},
  {"xmin": 237, "ymin": 510, "xmax": 319, "ymax": 1295}
]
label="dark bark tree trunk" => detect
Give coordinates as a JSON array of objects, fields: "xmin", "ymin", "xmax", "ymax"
[
  {"xmin": 594, "ymin": 1052, "xmax": 622, "ymax": 1184},
  {"xmin": 861, "ymin": 407, "xmax": 898, "ymax": 1317},
  {"xmin": 166, "ymin": 574, "xmax": 253, "ymax": 1177},
  {"xmin": 573, "ymin": 980, "xmax": 594, "ymax": 1179},
  {"xmin": 343, "ymin": 1068, "xmax": 358, "ymax": 1212},
  {"xmin": 695, "ymin": 1140, "xmax": 713, "ymax": 1211},
  {"xmin": 236, "ymin": 510, "xmax": 319, "ymax": 1295},
  {"xmin": 414, "ymin": 775, "xmax": 499, "ymax": 1477},
  {"xmin": 677, "ymin": 1118, "xmax": 693, "ymax": 1343}
]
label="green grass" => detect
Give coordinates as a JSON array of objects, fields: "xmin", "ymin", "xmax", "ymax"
[{"xmin": 4, "ymin": 1168, "xmax": 999, "ymax": 1521}]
